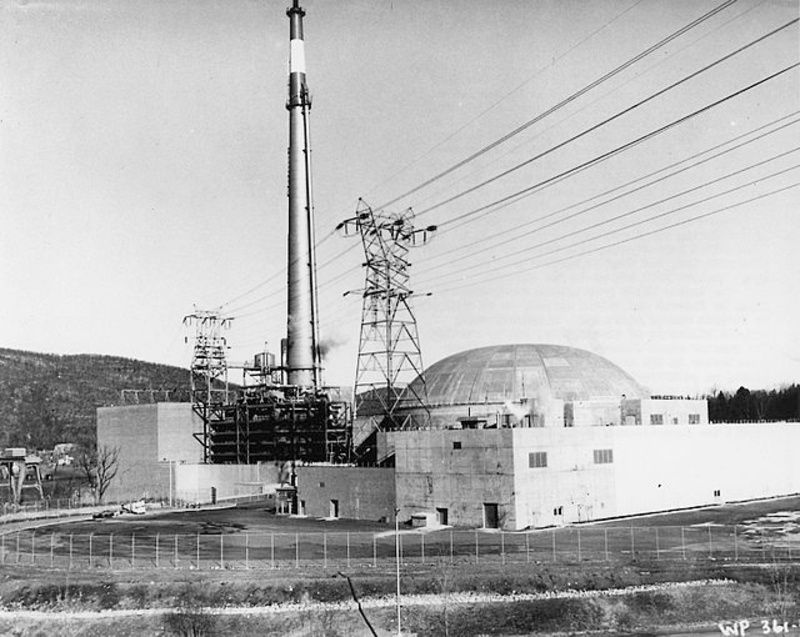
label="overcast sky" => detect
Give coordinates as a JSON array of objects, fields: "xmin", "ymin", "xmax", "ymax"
[{"xmin": 1, "ymin": 0, "xmax": 797, "ymax": 395}]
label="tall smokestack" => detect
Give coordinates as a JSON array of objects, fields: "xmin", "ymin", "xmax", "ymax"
[{"xmin": 285, "ymin": 0, "xmax": 318, "ymax": 387}]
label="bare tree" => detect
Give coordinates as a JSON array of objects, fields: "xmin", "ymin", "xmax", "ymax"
[{"xmin": 79, "ymin": 445, "xmax": 120, "ymax": 504}]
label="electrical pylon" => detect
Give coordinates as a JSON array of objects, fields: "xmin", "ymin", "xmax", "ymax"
[
  {"xmin": 183, "ymin": 308, "xmax": 232, "ymax": 462},
  {"xmin": 338, "ymin": 199, "xmax": 436, "ymax": 446}
]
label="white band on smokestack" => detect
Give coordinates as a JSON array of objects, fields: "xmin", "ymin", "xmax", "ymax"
[{"xmin": 290, "ymin": 39, "xmax": 306, "ymax": 74}]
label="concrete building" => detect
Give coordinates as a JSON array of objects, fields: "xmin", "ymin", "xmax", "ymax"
[
  {"xmin": 390, "ymin": 423, "xmax": 800, "ymax": 529},
  {"xmin": 97, "ymin": 403, "xmax": 279, "ymax": 504},
  {"xmin": 298, "ymin": 343, "xmax": 798, "ymax": 530},
  {"xmin": 295, "ymin": 465, "xmax": 394, "ymax": 521}
]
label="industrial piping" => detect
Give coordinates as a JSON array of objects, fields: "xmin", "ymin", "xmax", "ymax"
[{"xmin": 285, "ymin": 0, "xmax": 318, "ymax": 388}]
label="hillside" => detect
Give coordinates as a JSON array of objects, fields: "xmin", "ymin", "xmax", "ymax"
[{"xmin": 0, "ymin": 348, "xmax": 192, "ymax": 450}]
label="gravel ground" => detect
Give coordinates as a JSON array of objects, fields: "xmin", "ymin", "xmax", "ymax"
[{"xmin": 0, "ymin": 578, "xmax": 732, "ymax": 620}]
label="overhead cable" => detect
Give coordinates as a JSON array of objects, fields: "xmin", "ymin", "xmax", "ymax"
[
  {"xmin": 378, "ymin": 0, "xmax": 739, "ymax": 208},
  {"xmin": 418, "ymin": 116, "xmax": 800, "ymax": 272},
  {"xmin": 434, "ymin": 180, "xmax": 800, "ymax": 296},
  {"xmin": 415, "ymin": 18, "xmax": 798, "ymax": 218},
  {"xmin": 364, "ymin": 0, "xmax": 646, "ymax": 200},
  {"xmin": 428, "ymin": 164, "xmax": 800, "ymax": 292},
  {"xmin": 434, "ymin": 62, "xmax": 799, "ymax": 230}
]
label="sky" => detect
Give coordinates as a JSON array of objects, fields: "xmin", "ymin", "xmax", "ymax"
[{"xmin": 0, "ymin": 0, "xmax": 798, "ymax": 396}]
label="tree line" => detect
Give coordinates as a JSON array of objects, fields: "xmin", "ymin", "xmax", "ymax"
[{"xmin": 707, "ymin": 384, "xmax": 800, "ymax": 422}]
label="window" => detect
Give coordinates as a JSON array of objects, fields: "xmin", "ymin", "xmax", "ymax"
[
  {"xmin": 672, "ymin": 417, "xmax": 679, "ymax": 425},
  {"xmin": 528, "ymin": 451, "xmax": 547, "ymax": 468},
  {"xmin": 593, "ymin": 449, "xmax": 614, "ymax": 464},
  {"xmin": 452, "ymin": 441, "xmax": 462, "ymax": 450},
  {"xmin": 689, "ymin": 414, "xmax": 701, "ymax": 425},
  {"xmin": 553, "ymin": 506, "xmax": 563, "ymax": 516},
  {"xmin": 650, "ymin": 414, "xmax": 664, "ymax": 425},
  {"xmin": 714, "ymin": 489, "xmax": 721, "ymax": 497},
  {"xmin": 318, "ymin": 481, "xmax": 325, "ymax": 488}
]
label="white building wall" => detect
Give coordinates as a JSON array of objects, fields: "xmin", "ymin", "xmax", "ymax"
[
  {"xmin": 511, "ymin": 428, "xmax": 618, "ymax": 529},
  {"xmin": 174, "ymin": 463, "xmax": 280, "ymax": 503},
  {"xmin": 511, "ymin": 422, "xmax": 800, "ymax": 529}
]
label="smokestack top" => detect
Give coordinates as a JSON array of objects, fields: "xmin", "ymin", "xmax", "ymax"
[
  {"xmin": 287, "ymin": 1, "xmax": 305, "ymax": 19},
  {"xmin": 287, "ymin": 1, "xmax": 305, "ymax": 43}
]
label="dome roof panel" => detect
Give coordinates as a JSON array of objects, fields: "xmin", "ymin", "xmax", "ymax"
[{"xmin": 409, "ymin": 344, "xmax": 647, "ymax": 406}]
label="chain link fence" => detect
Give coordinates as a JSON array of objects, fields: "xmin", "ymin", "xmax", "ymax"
[{"xmin": 0, "ymin": 524, "xmax": 791, "ymax": 571}]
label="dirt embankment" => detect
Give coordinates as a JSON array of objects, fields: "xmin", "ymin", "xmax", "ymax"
[{"xmin": 0, "ymin": 561, "xmax": 797, "ymax": 635}]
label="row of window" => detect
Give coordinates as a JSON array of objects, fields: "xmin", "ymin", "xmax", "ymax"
[
  {"xmin": 528, "ymin": 448, "xmax": 614, "ymax": 468},
  {"xmin": 650, "ymin": 413, "xmax": 702, "ymax": 425}
]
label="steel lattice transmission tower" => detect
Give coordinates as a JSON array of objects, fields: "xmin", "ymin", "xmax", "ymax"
[
  {"xmin": 183, "ymin": 308, "xmax": 232, "ymax": 461},
  {"xmin": 339, "ymin": 199, "xmax": 437, "ymax": 444}
]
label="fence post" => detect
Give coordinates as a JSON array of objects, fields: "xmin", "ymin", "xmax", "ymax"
[
  {"xmin": 50, "ymin": 533, "xmax": 54, "ymax": 568},
  {"xmin": 421, "ymin": 532, "xmax": 425, "ymax": 564},
  {"xmin": 552, "ymin": 530, "xmax": 556, "ymax": 563},
  {"xmin": 174, "ymin": 534, "xmax": 178, "ymax": 568},
  {"xmin": 1, "ymin": 532, "xmax": 4, "ymax": 564},
  {"xmin": 604, "ymin": 528, "xmax": 609, "ymax": 562},
  {"xmin": 346, "ymin": 532, "xmax": 350, "ymax": 569},
  {"xmin": 219, "ymin": 534, "xmax": 223, "ymax": 570},
  {"xmin": 245, "ymin": 533, "xmax": 249, "ymax": 569},
  {"xmin": 576, "ymin": 528, "xmax": 581, "ymax": 562},
  {"xmin": 88, "ymin": 533, "xmax": 93, "ymax": 568},
  {"xmin": 734, "ymin": 525, "xmax": 738, "ymax": 562},
  {"xmin": 525, "ymin": 532, "xmax": 530, "ymax": 563},
  {"xmin": 155, "ymin": 533, "xmax": 159, "ymax": 568},
  {"xmin": 196, "ymin": 533, "xmax": 200, "ymax": 570},
  {"xmin": 475, "ymin": 529, "xmax": 479, "ymax": 564},
  {"xmin": 762, "ymin": 539, "xmax": 767, "ymax": 562},
  {"xmin": 323, "ymin": 532, "xmax": 327, "ymax": 569},
  {"xmin": 501, "ymin": 531, "xmax": 505, "ymax": 565},
  {"xmin": 69, "ymin": 534, "xmax": 73, "ymax": 570},
  {"xmin": 109, "ymin": 534, "xmax": 113, "ymax": 570},
  {"xmin": 132, "ymin": 534, "xmax": 136, "ymax": 569},
  {"xmin": 295, "ymin": 533, "xmax": 299, "ymax": 569},
  {"xmin": 31, "ymin": 531, "xmax": 35, "ymax": 566},
  {"xmin": 16, "ymin": 531, "xmax": 20, "ymax": 564},
  {"xmin": 681, "ymin": 527, "xmax": 686, "ymax": 560},
  {"xmin": 708, "ymin": 525, "xmax": 713, "ymax": 559},
  {"xmin": 450, "ymin": 530, "xmax": 454, "ymax": 564},
  {"xmin": 630, "ymin": 527, "xmax": 635, "ymax": 561},
  {"xmin": 655, "ymin": 527, "xmax": 660, "ymax": 561},
  {"xmin": 271, "ymin": 533, "xmax": 275, "ymax": 569}
]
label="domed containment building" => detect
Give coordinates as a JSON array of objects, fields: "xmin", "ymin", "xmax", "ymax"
[
  {"xmin": 299, "ymin": 342, "xmax": 800, "ymax": 529},
  {"xmin": 398, "ymin": 344, "xmax": 651, "ymax": 430}
]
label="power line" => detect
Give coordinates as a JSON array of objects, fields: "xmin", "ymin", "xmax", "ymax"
[
  {"xmin": 435, "ymin": 180, "xmax": 800, "ymax": 296},
  {"xmin": 378, "ymin": 0, "xmax": 739, "ymax": 209},
  {"xmin": 406, "ymin": 0, "xmax": 770, "ymax": 214},
  {"xmin": 218, "ymin": 226, "xmax": 338, "ymax": 309},
  {"xmin": 363, "ymin": 0, "xmax": 646, "ymax": 200},
  {"xmin": 429, "ymin": 164, "xmax": 800, "ymax": 293},
  {"xmin": 433, "ymin": 62, "xmax": 799, "ymax": 231},
  {"xmin": 417, "ymin": 116, "xmax": 800, "ymax": 273},
  {"xmin": 415, "ymin": 18, "xmax": 798, "ymax": 218}
]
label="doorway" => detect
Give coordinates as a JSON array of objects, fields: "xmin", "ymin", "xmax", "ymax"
[
  {"xmin": 483, "ymin": 503, "xmax": 499, "ymax": 529},
  {"xmin": 329, "ymin": 499, "xmax": 339, "ymax": 518},
  {"xmin": 436, "ymin": 507, "xmax": 448, "ymax": 525}
]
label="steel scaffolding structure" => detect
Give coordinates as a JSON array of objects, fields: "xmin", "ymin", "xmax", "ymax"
[
  {"xmin": 339, "ymin": 199, "xmax": 436, "ymax": 449},
  {"xmin": 183, "ymin": 308, "xmax": 232, "ymax": 462}
]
